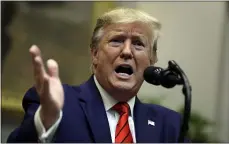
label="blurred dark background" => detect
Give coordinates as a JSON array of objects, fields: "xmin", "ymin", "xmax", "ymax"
[{"xmin": 1, "ymin": 1, "xmax": 94, "ymax": 142}]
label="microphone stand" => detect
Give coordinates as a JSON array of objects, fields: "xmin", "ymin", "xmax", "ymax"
[{"xmin": 167, "ymin": 60, "xmax": 192, "ymax": 142}]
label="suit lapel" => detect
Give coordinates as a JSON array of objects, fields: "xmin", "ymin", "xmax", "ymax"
[
  {"xmin": 78, "ymin": 76, "xmax": 112, "ymax": 143},
  {"xmin": 134, "ymin": 98, "xmax": 163, "ymax": 143}
]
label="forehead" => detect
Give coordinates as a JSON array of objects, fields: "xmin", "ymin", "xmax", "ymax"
[{"xmin": 103, "ymin": 22, "xmax": 152, "ymax": 39}]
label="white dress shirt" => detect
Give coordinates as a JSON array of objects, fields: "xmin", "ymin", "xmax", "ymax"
[{"xmin": 34, "ymin": 75, "xmax": 136, "ymax": 143}]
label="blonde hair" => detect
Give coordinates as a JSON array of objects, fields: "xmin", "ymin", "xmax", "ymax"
[{"xmin": 90, "ymin": 7, "xmax": 162, "ymax": 52}]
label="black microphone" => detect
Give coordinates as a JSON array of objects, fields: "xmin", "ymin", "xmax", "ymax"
[
  {"xmin": 144, "ymin": 61, "xmax": 192, "ymax": 142},
  {"xmin": 143, "ymin": 66, "xmax": 183, "ymax": 88}
]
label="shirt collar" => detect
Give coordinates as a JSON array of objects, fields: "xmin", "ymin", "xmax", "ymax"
[{"xmin": 93, "ymin": 75, "xmax": 135, "ymax": 117}]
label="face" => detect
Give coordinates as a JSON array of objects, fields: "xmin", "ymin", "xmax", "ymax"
[{"xmin": 91, "ymin": 22, "xmax": 157, "ymax": 101}]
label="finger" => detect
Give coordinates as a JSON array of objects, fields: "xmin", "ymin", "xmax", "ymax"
[
  {"xmin": 39, "ymin": 74, "xmax": 50, "ymax": 104},
  {"xmin": 47, "ymin": 59, "xmax": 59, "ymax": 78},
  {"xmin": 33, "ymin": 56, "xmax": 46, "ymax": 89},
  {"xmin": 29, "ymin": 45, "xmax": 44, "ymax": 76},
  {"xmin": 40, "ymin": 74, "xmax": 49, "ymax": 99},
  {"xmin": 34, "ymin": 56, "xmax": 46, "ymax": 77},
  {"xmin": 29, "ymin": 45, "xmax": 50, "ymax": 98},
  {"xmin": 30, "ymin": 45, "xmax": 43, "ymax": 73},
  {"xmin": 29, "ymin": 45, "xmax": 41, "ymax": 58}
]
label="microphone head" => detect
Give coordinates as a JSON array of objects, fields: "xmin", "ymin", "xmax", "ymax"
[
  {"xmin": 143, "ymin": 66, "xmax": 163, "ymax": 85},
  {"xmin": 143, "ymin": 66, "xmax": 179, "ymax": 88}
]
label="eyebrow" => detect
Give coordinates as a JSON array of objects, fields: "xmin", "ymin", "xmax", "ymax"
[{"xmin": 107, "ymin": 31, "xmax": 148, "ymax": 43}]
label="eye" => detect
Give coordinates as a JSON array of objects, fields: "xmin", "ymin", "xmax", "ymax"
[
  {"xmin": 132, "ymin": 40, "xmax": 145, "ymax": 50},
  {"xmin": 132, "ymin": 40, "xmax": 144, "ymax": 46},
  {"xmin": 109, "ymin": 39, "xmax": 124, "ymax": 47}
]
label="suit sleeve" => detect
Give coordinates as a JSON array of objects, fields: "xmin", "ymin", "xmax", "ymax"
[
  {"xmin": 6, "ymin": 87, "xmax": 62, "ymax": 143},
  {"xmin": 6, "ymin": 87, "xmax": 40, "ymax": 142}
]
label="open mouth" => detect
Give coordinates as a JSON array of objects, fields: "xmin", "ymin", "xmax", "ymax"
[{"xmin": 115, "ymin": 64, "xmax": 133, "ymax": 76}]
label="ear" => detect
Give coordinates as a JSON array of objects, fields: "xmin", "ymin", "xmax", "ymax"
[
  {"xmin": 91, "ymin": 47, "xmax": 99, "ymax": 66},
  {"xmin": 150, "ymin": 53, "xmax": 158, "ymax": 65},
  {"xmin": 149, "ymin": 42, "xmax": 158, "ymax": 65}
]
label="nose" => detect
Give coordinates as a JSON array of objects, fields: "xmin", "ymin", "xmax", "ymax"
[{"xmin": 120, "ymin": 39, "xmax": 133, "ymax": 60}]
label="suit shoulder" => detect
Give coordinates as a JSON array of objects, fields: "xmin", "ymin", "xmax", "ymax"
[{"xmin": 62, "ymin": 83, "xmax": 81, "ymax": 93}]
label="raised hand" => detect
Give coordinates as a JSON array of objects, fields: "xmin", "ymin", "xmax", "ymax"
[{"xmin": 29, "ymin": 45, "xmax": 64, "ymax": 129}]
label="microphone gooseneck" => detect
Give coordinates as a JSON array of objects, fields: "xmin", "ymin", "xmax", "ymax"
[{"xmin": 143, "ymin": 60, "xmax": 192, "ymax": 143}]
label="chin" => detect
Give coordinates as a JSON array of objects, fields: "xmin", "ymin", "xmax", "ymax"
[
  {"xmin": 110, "ymin": 82, "xmax": 138, "ymax": 102},
  {"xmin": 113, "ymin": 82, "xmax": 135, "ymax": 91},
  {"xmin": 107, "ymin": 73, "xmax": 141, "ymax": 95},
  {"xmin": 109, "ymin": 77, "xmax": 137, "ymax": 93}
]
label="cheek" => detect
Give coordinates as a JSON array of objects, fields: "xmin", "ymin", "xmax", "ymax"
[
  {"xmin": 103, "ymin": 46, "xmax": 120, "ymax": 61},
  {"xmin": 97, "ymin": 46, "xmax": 117, "ymax": 67},
  {"xmin": 135, "ymin": 52, "xmax": 151, "ymax": 69}
]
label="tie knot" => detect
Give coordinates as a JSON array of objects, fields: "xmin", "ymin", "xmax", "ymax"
[{"xmin": 113, "ymin": 102, "xmax": 130, "ymax": 115}]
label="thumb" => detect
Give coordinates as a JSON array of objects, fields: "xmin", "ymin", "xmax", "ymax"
[{"xmin": 47, "ymin": 59, "xmax": 59, "ymax": 78}]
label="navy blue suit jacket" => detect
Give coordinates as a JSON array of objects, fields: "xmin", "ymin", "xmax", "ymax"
[{"xmin": 7, "ymin": 75, "xmax": 187, "ymax": 143}]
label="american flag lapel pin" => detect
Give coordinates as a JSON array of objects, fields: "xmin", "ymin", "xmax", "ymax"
[{"xmin": 148, "ymin": 120, "xmax": 155, "ymax": 126}]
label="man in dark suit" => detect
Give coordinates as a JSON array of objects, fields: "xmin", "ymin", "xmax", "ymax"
[{"xmin": 7, "ymin": 8, "xmax": 187, "ymax": 143}]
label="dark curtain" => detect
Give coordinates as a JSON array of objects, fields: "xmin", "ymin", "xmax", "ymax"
[{"xmin": 1, "ymin": 1, "xmax": 17, "ymax": 72}]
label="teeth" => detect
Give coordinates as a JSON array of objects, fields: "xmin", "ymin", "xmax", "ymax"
[{"xmin": 118, "ymin": 73, "xmax": 130, "ymax": 76}]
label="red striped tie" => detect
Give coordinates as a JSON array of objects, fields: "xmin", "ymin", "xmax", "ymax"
[{"xmin": 113, "ymin": 102, "xmax": 133, "ymax": 143}]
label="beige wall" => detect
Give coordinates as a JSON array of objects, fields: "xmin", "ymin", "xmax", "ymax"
[
  {"xmin": 132, "ymin": 1, "xmax": 227, "ymax": 141},
  {"xmin": 216, "ymin": 10, "xmax": 229, "ymax": 142}
]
